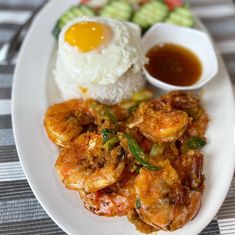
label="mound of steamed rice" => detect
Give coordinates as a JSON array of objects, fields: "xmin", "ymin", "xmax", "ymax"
[{"xmin": 54, "ymin": 56, "xmax": 145, "ymax": 105}]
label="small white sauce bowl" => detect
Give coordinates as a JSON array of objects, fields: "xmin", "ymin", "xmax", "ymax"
[{"xmin": 142, "ymin": 23, "xmax": 218, "ymax": 90}]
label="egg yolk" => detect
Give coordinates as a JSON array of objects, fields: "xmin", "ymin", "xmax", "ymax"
[{"xmin": 65, "ymin": 21, "xmax": 113, "ymax": 52}]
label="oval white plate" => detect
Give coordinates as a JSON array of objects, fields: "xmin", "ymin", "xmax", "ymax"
[{"xmin": 12, "ymin": 0, "xmax": 235, "ymax": 235}]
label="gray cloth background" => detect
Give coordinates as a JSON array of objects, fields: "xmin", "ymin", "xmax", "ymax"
[{"xmin": 0, "ymin": 0, "xmax": 235, "ymax": 234}]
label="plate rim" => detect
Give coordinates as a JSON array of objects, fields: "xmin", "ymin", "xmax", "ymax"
[{"xmin": 12, "ymin": 1, "xmax": 235, "ymax": 235}]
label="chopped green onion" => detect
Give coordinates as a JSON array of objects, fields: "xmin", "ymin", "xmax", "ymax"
[
  {"xmin": 128, "ymin": 102, "xmax": 140, "ymax": 113},
  {"xmin": 103, "ymin": 107, "xmax": 117, "ymax": 124},
  {"xmin": 136, "ymin": 196, "xmax": 141, "ymax": 209},
  {"xmin": 186, "ymin": 107, "xmax": 200, "ymax": 120},
  {"xmin": 120, "ymin": 101, "xmax": 136, "ymax": 110},
  {"xmin": 132, "ymin": 90, "xmax": 154, "ymax": 102},
  {"xmin": 150, "ymin": 143, "xmax": 165, "ymax": 157},
  {"xmin": 134, "ymin": 165, "xmax": 141, "ymax": 174},
  {"xmin": 103, "ymin": 137, "xmax": 120, "ymax": 150},
  {"xmin": 101, "ymin": 128, "xmax": 117, "ymax": 144},
  {"xmin": 123, "ymin": 133, "xmax": 160, "ymax": 171},
  {"xmin": 89, "ymin": 102, "xmax": 117, "ymax": 125},
  {"xmin": 187, "ymin": 136, "xmax": 206, "ymax": 149}
]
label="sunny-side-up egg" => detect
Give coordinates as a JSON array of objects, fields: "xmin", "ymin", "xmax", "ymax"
[{"xmin": 54, "ymin": 16, "xmax": 146, "ymax": 104}]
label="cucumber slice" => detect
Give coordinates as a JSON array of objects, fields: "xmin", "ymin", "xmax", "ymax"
[
  {"xmin": 53, "ymin": 5, "xmax": 95, "ymax": 39},
  {"xmin": 175, "ymin": 7, "xmax": 192, "ymax": 18},
  {"xmin": 132, "ymin": 1, "xmax": 169, "ymax": 29},
  {"xmin": 80, "ymin": 5, "xmax": 96, "ymax": 16},
  {"xmin": 99, "ymin": 1, "xmax": 133, "ymax": 21},
  {"xmin": 165, "ymin": 6, "xmax": 194, "ymax": 27}
]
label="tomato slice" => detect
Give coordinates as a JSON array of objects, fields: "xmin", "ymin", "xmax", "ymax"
[
  {"xmin": 164, "ymin": 0, "xmax": 183, "ymax": 10},
  {"xmin": 80, "ymin": 0, "xmax": 90, "ymax": 4}
]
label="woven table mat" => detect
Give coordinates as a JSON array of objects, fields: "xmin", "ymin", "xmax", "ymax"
[{"xmin": 0, "ymin": 0, "xmax": 235, "ymax": 234}]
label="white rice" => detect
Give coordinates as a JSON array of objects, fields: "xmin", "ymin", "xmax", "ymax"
[{"xmin": 54, "ymin": 55, "xmax": 145, "ymax": 105}]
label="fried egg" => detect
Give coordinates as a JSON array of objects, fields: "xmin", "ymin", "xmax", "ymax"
[{"xmin": 58, "ymin": 16, "xmax": 146, "ymax": 85}]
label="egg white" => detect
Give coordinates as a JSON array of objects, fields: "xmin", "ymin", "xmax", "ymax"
[{"xmin": 58, "ymin": 16, "xmax": 146, "ymax": 85}]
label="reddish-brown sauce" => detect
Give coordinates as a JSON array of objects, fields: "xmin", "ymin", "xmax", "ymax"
[{"xmin": 145, "ymin": 43, "xmax": 202, "ymax": 86}]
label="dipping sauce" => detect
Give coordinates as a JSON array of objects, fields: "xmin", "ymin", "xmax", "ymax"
[{"xmin": 145, "ymin": 43, "xmax": 202, "ymax": 86}]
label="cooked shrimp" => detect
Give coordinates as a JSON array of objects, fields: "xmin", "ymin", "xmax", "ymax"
[
  {"xmin": 130, "ymin": 100, "xmax": 189, "ymax": 142},
  {"xmin": 44, "ymin": 90, "xmax": 208, "ymax": 233},
  {"xmin": 79, "ymin": 170, "xmax": 136, "ymax": 216},
  {"xmin": 160, "ymin": 91, "xmax": 208, "ymax": 136},
  {"xmin": 44, "ymin": 100, "xmax": 94, "ymax": 147},
  {"xmin": 55, "ymin": 132, "xmax": 125, "ymax": 193},
  {"xmin": 172, "ymin": 150, "xmax": 205, "ymax": 192},
  {"xmin": 134, "ymin": 160, "xmax": 202, "ymax": 231},
  {"xmin": 170, "ymin": 190, "xmax": 202, "ymax": 231},
  {"xmin": 127, "ymin": 209, "xmax": 158, "ymax": 234},
  {"xmin": 160, "ymin": 91, "xmax": 200, "ymax": 110},
  {"xmin": 187, "ymin": 110, "xmax": 208, "ymax": 137}
]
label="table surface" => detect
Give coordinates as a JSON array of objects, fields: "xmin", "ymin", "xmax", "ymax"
[{"xmin": 0, "ymin": 0, "xmax": 235, "ymax": 234}]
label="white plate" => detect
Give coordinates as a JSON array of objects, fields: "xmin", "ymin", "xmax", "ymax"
[{"xmin": 12, "ymin": 0, "xmax": 235, "ymax": 235}]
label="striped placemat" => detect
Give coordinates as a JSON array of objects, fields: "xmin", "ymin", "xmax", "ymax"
[{"xmin": 0, "ymin": 0, "xmax": 234, "ymax": 234}]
